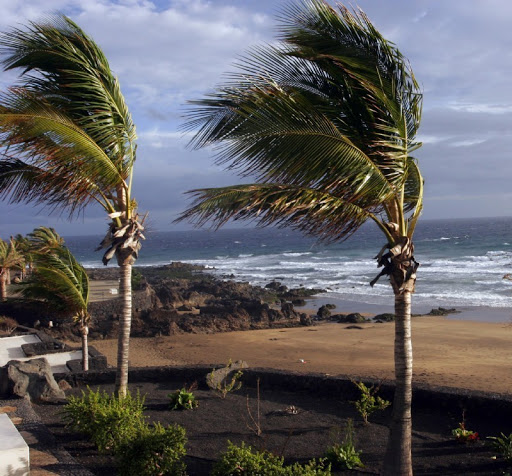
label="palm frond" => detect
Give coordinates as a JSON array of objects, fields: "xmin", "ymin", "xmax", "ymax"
[
  {"xmin": 0, "ymin": 14, "xmax": 137, "ymax": 220},
  {"xmin": 0, "ymin": 239, "xmax": 24, "ymax": 269},
  {"xmin": 187, "ymin": 81, "xmax": 393, "ymax": 205},
  {"xmin": 21, "ymin": 246, "xmax": 89, "ymax": 316},
  {"xmin": 178, "ymin": 183, "xmax": 375, "ymax": 242},
  {"xmin": 183, "ymin": 0, "xmax": 423, "ymax": 241},
  {"xmin": 0, "ymin": 89, "xmax": 125, "ymax": 209},
  {"xmin": 0, "ymin": 15, "xmax": 136, "ymax": 173},
  {"xmin": 28, "ymin": 226, "xmax": 65, "ymax": 254}
]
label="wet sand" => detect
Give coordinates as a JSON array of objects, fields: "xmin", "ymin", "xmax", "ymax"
[{"xmin": 90, "ymin": 316, "xmax": 512, "ymax": 395}]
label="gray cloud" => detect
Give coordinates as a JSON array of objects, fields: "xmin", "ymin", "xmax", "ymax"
[{"xmin": 1, "ymin": 0, "xmax": 512, "ymax": 236}]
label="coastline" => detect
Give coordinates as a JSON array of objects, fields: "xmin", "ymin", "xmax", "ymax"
[
  {"xmin": 88, "ymin": 277, "xmax": 512, "ymax": 324},
  {"xmin": 82, "ymin": 266, "xmax": 512, "ymax": 396},
  {"xmin": 303, "ymin": 295, "xmax": 512, "ymax": 323}
]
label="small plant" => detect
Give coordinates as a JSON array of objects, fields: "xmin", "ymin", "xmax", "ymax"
[
  {"xmin": 168, "ymin": 385, "xmax": 198, "ymax": 411},
  {"xmin": 62, "ymin": 387, "xmax": 147, "ymax": 453},
  {"xmin": 117, "ymin": 422, "xmax": 187, "ymax": 475},
  {"xmin": 283, "ymin": 458, "xmax": 331, "ymax": 475},
  {"xmin": 131, "ymin": 269, "xmax": 145, "ymax": 290},
  {"xmin": 452, "ymin": 412, "xmax": 479, "ymax": 444},
  {"xmin": 246, "ymin": 378, "xmax": 262, "ymax": 436},
  {"xmin": 211, "ymin": 442, "xmax": 331, "ymax": 475},
  {"xmin": 207, "ymin": 359, "xmax": 244, "ymax": 398},
  {"xmin": 487, "ymin": 432, "xmax": 512, "ymax": 460},
  {"xmin": 352, "ymin": 381, "xmax": 390, "ymax": 424},
  {"xmin": 325, "ymin": 419, "xmax": 363, "ymax": 470}
]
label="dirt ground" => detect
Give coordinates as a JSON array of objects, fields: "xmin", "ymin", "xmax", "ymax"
[
  {"xmin": 33, "ymin": 378, "xmax": 512, "ymax": 475},
  {"xmin": 89, "ymin": 317, "xmax": 512, "ymax": 395}
]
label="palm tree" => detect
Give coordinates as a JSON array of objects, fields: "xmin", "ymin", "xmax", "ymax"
[
  {"xmin": 179, "ymin": 1, "xmax": 422, "ymax": 474},
  {"xmin": 12, "ymin": 233, "xmax": 32, "ymax": 279},
  {"xmin": 22, "ymin": 246, "xmax": 91, "ymax": 371},
  {"xmin": 28, "ymin": 227, "xmax": 65, "ymax": 256},
  {"xmin": 0, "ymin": 238, "xmax": 24, "ymax": 300},
  {"xmin": 0, "ymin": 16, "xmax": 144, "ymax": 396}
]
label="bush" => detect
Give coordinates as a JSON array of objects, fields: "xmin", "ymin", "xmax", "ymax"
[
  {"xmin": 117, "ymin": 422, "xmax": 187, "ymax": 475},
  {"xmin": 352, "ymin": 381, "xmax": 390, "ymax": 424},
  {"xmin": 211, "ymin": 442, "xmax": 330, "ymax": 475},
  {"xmin": 131, "ymin": 269, "xmax": 145, "ymax": 290},
  {"xmin": 282, "ymin": 459, "xmax": 331, "ymax": 475},
  {"xmin": 325, "ymin": 420, "xmax": 363, "ymax": 470},
  {"xmin": 169, "ymin": 388, "xmax": 198, "ymax": 410},
  {"xmin": 62, "ymin": 387, "xmax": 147, "ymax": 453}
]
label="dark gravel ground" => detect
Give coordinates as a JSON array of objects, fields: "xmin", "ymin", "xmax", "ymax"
[
  {"xmin": 31, "ymin": 376, "xmax": 512, "ymax": 476},
  {"xmin": 0, "ymin": 396, "xmax": 95, "ymax": 475}
]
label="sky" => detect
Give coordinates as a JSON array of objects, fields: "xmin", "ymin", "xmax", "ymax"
[{"xmin": 0, "ymin": 0, "xmax": 511, "ymax": 237}]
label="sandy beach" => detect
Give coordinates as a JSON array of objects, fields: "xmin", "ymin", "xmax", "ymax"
[{"xmin": 89, "ymin": 315, "xmax": 512, "ymax": 395}]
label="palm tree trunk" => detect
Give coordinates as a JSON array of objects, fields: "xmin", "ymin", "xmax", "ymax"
[
  {"xmin": 81, "ymin": 324, "xmax": 89, "ymax": 372},
  {"xmin": 382, "ymin": 289, "xmax": 413, "ymax": 476},
  {"xmin": 0, "ymin": 272, "xmax": 6, "ymax": 300},
  {"xmin": 115, "ymin": 260, "xmax": 133, "ymax": 397}
]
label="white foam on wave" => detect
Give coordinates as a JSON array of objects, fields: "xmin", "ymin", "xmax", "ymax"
[
  {"xmin": 419, "ymin": 236, "xmax": 454, "ymax": 242},
  {"xmin": 182, "ymin": 242, "xmax": 512, "ymax": 310}
]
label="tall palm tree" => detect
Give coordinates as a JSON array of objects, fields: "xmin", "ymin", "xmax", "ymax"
[
  {"xmin": 22, "ymin": 245, "xmax": 91, "ymax": 371},
  {"xmin": 179, "ymin": 1, "xmax": 422, "ymax": 474},
  {"xmin": 0, "ymin": 16, "xmax": 144, "ymax": 396},
  {"xmin": 0, "ymin": 238, "xmax": 24, "ymax": 300}
]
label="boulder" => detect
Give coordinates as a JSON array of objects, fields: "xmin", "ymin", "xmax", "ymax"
[
  {"xmin": 0, "ymin": 358, "xmax": 65, "ymax": 401},
  {"xmin": 265, "ymin": 281, "xmax": 287, "ymax": 292},
  {"xmin": 335, "ymin": 313, "xmax": 370, "ymax": 324},
  {"xmin": 317, "ymin": 305, "xmax": 332, "ymax": 320},
  {"xmin": 373, "ymin": 313, "xmax": 395, "ymax": 322},
  {"xmin": 427, "ymin": 307, "xmax": 459, "ymax": 316},
  {"xmin": 206, "ymin": 360, "xmax": 248, "ymax": 391},
  {"xmin": 177, "ymin": 304, "xmax": 194, "ymax": 312},
  {"xmin": 300, "ymin": 314, "xmax": 313, "ymax": 326},
  {"xmin": 280, "ymin": 302, "xmax": 297, "ymax": 319}
]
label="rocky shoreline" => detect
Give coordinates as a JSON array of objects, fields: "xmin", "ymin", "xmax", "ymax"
[
  {"xmin": 83, "ymin": 262, "xmax": 326, "ymax": 341},
  {"xmin": 0, "ymin": 262, "xmax": 461, "ymax": 342}
]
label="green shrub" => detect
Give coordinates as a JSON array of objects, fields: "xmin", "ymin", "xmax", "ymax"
[
  {"xmin": 62, "ymin": 387, "xmax": 147, "ymax": 453},
  {"xmin": 211, "ymin": 442, "xmax": 330, "ymax": 475},
  {"xmin": 282, "ymin": 459, "xmax": 331, "ymax": 475},
  {"xmin": 117, "ymin": 422, "xmax": 187, "ymax": 475},
  {"xmin": 169, "ymin": 388, "xmax": 198, "ymax": 410},
  {"xmin": 352, "ymin": 381, "xmax": 390, "ymax": 424},
  {"xmin": 487, "ymin": 432, "xmax": 512, "ymax": 461},
  {"xmin": 131, "ymin": 269, "xmax": 145, "ymax": 290},
  {"xmin": 325, "ymin": 420, "xmax": 363, "ymax": 470}
]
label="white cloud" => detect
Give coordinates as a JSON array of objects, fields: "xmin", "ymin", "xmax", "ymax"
[
  {"xmin": 449, "ymin": 103, "xmax": 512, "ymax": 115},
  {"xmin": 2, "ymin": 0, "xmax": 512, "ymax": 233},
  {"xmin": 450, "ymin": 139, "xmax": 487, "ymax": 147},
  {"xmin": 417, "ymin": 134, "xmax": 451, "ymax": 145}
]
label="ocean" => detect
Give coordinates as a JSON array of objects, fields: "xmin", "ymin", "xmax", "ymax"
[{"xmin": 65, "ymin": 216, "xmax": 512, "ymax": 321}]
